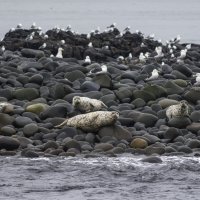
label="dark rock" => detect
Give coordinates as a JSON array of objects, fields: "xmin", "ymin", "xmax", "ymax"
[
  {"xmin": 23, "ymin": 123, "xmax": 39, "ymax": 137},
  {"xmin": 94, "ymin": 143, "xmax": 113, "ymax": 151},
  {"xmin": 21, "ymin": 48, "xmax": 45, "ymax": 58},
  {"xmin": 0, "ymin": 136, "xmax": 20, "ymax": 150},
  {"xmin": 164, "ymin": 127, "xmax": 180, "ymax": 140},
  {"xmin": 141, "ymin": 156, "xmax": 163, "ymax": 163},
  {"xmin": 14, "ymin": 116, "xmax": 33, "ymax": 127},
  {"xmin": 14, "ymin": 88, "xmax": 39, "ymax": 101},
  {"xmin": 168, "ymin": 117, "xmax": 191, "ymax": 128},
  {"xmin": 63, "ymin": 139, "xmax": 81, "ymax": 151},
  {"xmin": 0, "ymin": 126, "xmax": 16, "ymax": 136}
]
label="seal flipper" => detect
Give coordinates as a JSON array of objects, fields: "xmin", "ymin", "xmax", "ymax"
[
  {"xmin": 101, "ymin": 102, "xmax": 108, "ymax": 109},
  {"xmin": 55, "ymin": 119, "xmax": 68, "ymax": 128}
]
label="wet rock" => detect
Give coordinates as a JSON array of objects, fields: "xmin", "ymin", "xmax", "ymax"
[
  {"xmin": 141, "ymin": 156, "xmax": 163, "ymax": 163},
  {"xmin": 0, "ymin": 136, "xmax": 20, "ymax": 150},
  {"xmin": 63, "ymin": 139, "xmax": 81, "ymax": 151},
  {"xmin": 43, "ymin": 141, "xmax": 59, "ymax": 151},
  {"xmin": 187, "ymin": 139, "xmax": 200, "ymax": 149},
  {"xmin": 23, "ymin": 123, "xmax": 39, "ymax": 137},
  {"xmin": 178, "ymin": 146, "xmax": 193, "ymax": 154},
  {"xmin": 94, "ymin": 143, "xmax": 114, "ymax": 151},
  {"xmin": 187, "ymin": 123, "xmax": 200, "ymax": 133},
  {"xmin": 144, "ymin": 146, "xmax": 165, "ymax": 155}
]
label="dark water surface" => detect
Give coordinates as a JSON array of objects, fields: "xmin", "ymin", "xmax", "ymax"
[
  {"xmin": 1, "ymin": 155, "xmax": 200, "ymax": 200},
  {"xmin": 0, "ymin": 0, "xmax": 200, "ymax": 42}
]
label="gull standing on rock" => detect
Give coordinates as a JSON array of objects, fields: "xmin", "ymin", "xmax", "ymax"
[
  {"xmin": 178, "ymin": 49, "xmax": 187, "ymax": 59},
  {"xmin": 139, "ymin": 52, "xmax": 146, "ymax": 62},
  {"xmin": 56, "ymin": 47, "xmax": 64, "ymax": 58},
  {"xmin": 193, "ymin": 73, "xmax": 200, "ymax": 85},
  {"xmin": 155, "ymin": 46, "xmax": 164, "ymax": 58},
  {"xmin": 84, "ymin": 56, "xmax": 91, "ymax": 65},
  {"xmin": 145, "ymin": 69, "xmax": 159, "ymax": 81}
]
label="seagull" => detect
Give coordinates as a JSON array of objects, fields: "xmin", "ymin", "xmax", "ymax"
[
  {"xmin": 147, "ymin": 33, "xmax": 155, "ymax": 40},
  {"xmin": 31, "ymin": 22, "xmax": 37, "ymax": 29},
  {"xmin": 56, "ymin": 47, "xmax": 64, "ymax": 58},
  {"xmin": 39, "ymin": 43, "xmax": 46, "ymax": 50},
  {"xmin": 123, "ymin": 26, "xmax": 131, "ymax": 33},
  {"xmin": 60, "ymin": 40, "xmax": 65, "ymax": 45},
  {"xmin": 186, "ymin": 44, "xmax": 191, "ymax": 50},
  {"xmin": 178, "ymin": 49, "xmax": 187, "ymax": 59},
  {"xmin": 139, "ymin": 52, "xmax": 146, "ymax": 62},
  {"xmin": 84, "ymin": 56, "xmax": 91, "ymax": 65},
  {"xmin": 145, "ymin": 69, "xmax": 159, "ymax": 81},
  {"xmin": 16, "ymin": 23, "xmax": 22, "ymax": 29},
  {"xmin": 193, "ymin": 73, "xmax": 200, "ymax": 85},
  {"xmin": 88, "ymin": 64, "xmax": 107, "ymax": 75},
  {"xmin": 117, "ymin": 56, "xmax": 124, "ymax": 63},
  {"xmin": 66, "ymin": 25, "xmax": 72, "ymax": 32},
  {"xmin": 155, "ymin": 46, "xmax": 164, "ymax": 57},
  {"xmin": 115, "ymin": 32, "xmax": 123, "ymax": 38},
  {"xmin": 9, "ymin": 27, "xmax": 15, "ymax": 32},
  {"xmin": 94, "ymin": 27, "xmax": 100, "ymax": 34},
  {"xmin": 107, "ymin": 23, "xmax": 117, "ymax": 28},
  {"xmin": 88, "ymin": 42, "xmax": 93, "ymax": 47},
  {"xmin": 87, "ymin": 33, "xmax": 91, "ymax": 39},
  {"xmin": 1, "ymin": 46, "xmax": 5, "ymax": 52}
]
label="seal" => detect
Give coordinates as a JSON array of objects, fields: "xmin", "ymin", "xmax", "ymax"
[
  {"xmin": 166, "ymin": 100, "xmax": 190, "ymax": 121},
  {"xmin": 0, "ymin": 102, "xmax": 14, "ymax": 113},
  {"xmin": 72, "ymin": 96, "xmax": 108, "ymax": 113},
  {"xmin": 55, "ymin": 111, "xmax": 119, "ymax": 132}
]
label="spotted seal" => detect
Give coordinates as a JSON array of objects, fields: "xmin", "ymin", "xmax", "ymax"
[
  {"xmin": 55, "ymin": 111, "xmax": 119, "ymax": 132},
  {"xmin": 72, "ymin": 96, "xmax": 108, "ymax": 113},
  {"xmin": 166, "ymin": 100, "xmax": 190, "ymax": 121}
]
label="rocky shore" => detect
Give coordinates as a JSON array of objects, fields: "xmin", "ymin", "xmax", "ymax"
[{"xmin": 0, "ymin": 25, "xmax": 200, "ymax": 159}]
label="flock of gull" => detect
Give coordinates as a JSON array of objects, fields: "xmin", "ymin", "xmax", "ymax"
[{"xmin": 0, "ymin": 22, "xmax": 200, "ymax": 85}]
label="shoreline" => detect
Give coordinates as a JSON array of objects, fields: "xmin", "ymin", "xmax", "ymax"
[{"xmin": 0, "ymin": 26, "xmax": 200, "ymax": 160}]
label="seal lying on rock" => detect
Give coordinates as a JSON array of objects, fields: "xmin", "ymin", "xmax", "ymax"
[
  {"xmin": 166, "ymin": 100, "xmax": 190, "ymax": 121},
  {"xmin": 55, "ymin": 111, "xmax": 119, "ymax": 132},
  {"xmin": 72, "ymin": 96, "xmax": 108, "ymax": 113},
  {"xmin": 0, "ymin": 102, "xmax": 14, "ymax": 113}
]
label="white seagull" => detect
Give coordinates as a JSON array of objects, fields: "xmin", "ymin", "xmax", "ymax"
[
  {"xmin": 84, "ymin": 56, "xmax": 91, "ymax": 65},
  {"xmin": 56, "ymin": 47, "xmax": 64, "ymax": 58},
  {"xmin": 145, "ymin": 69, "xmax": 159, "ymax": 81}
]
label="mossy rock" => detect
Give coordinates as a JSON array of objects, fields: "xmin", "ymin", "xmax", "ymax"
[
  {"xmin": 143, "ymin": 85, "xmax": 167, "ymax": 99},
  {"xmin": 133, "ymin": 90, "xmax": 155, "ymax": 102},
  {"xmin": 25, "ymin": 103, "xmax": 49, "ymax": 115},
  {"xmin": 172, "ymin": 79, "xmax": 188, "ymax": 87},
  {"xmin": 158, "ymin": 98, "xmax": 179, "ymax": 109},
  {"xmin": 130, "ymin": 138, "xmax": 148, "ymax": 149},
  {"xmin": 184, "ymin": 87, "xmax": 200, "ymax": 103},
  {"xmin": 13, "ymin": 88, "xmax": 39, "ymax": 101},
  {"xmin": 165, "ymin": 81, "xmax": 184, "ymax": 95}
]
